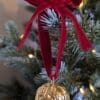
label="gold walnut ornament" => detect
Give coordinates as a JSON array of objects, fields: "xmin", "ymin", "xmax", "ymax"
[{"xmin": 35, "ymin": 82, "xmax": 70, "ymax": 100}]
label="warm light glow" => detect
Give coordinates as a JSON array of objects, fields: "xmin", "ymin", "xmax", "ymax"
[
  {"xmin": 20, "ymin": 34, "xmax": 24, "ymax": 39},
  {"xmin": 79, "ymin": 1, "xmax": 84, "ymax": 9},
  {"xmin": 47, "ymin": 95, "xmax": 51, "ymax": 99},
  {"xmin": 80, "ymin": 87, "xmax": 85, "ymax": 94},
  {"xmin": 89, "ymin": 84, "xmax": 95, "ymax": 93},
  {"xmin": 28, "ymin": 54, "xmax": 35, "ymax": 58},
  {"xmin": 79, "ymin": 0, "xmax": 87, "ymax": 9},
  {"xmin": 92, "ymin": 49, "xmax": 96, "ymax": 53}
]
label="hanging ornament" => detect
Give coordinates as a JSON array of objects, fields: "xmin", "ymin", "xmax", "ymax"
[
  {"xmin": 16, "ymin": 0, "xmax": 92, "ymax": 99},
  {"xmin": 35, "ymin": 82, "xmax": 70, "ymax": 100}
]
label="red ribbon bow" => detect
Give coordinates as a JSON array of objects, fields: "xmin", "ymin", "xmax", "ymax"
[{"xmin": 17, "ymin": 0, "xmax": 92, "ymax": 80}]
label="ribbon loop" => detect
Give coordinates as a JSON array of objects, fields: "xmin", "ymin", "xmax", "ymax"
[
  {"xmin": 17, "ymin": 3, "xmax": 50, "ymax": 49},
  {"xmin": 17, "ymin": 0, "xmax": 92, "ymax": 80},
  {"xmin": 62, "ymin": 8, "xmax": 92, "ymax": 51}
]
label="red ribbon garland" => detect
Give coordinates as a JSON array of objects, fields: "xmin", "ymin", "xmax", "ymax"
[{"xmin": 17, "ymin": 0, "xmax": 92, "ymax": 80}]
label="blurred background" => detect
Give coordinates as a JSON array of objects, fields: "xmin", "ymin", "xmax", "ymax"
[{"xmin": 0, "ymin": 0, "xmax": 32, "ymax": 37}]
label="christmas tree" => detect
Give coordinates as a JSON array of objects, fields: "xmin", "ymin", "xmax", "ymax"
[{"xmin": 0, "ymin": 0, "xmax": 100, "ymax": 100}]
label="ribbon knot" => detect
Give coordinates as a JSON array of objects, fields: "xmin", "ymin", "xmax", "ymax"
[
  {"xmin": 17, "ymin": 0, "xmax": 92, "ymax": 80},
  {"xmin": 49, "ymin": 0, "xmax": 66, "ymax": 7}
]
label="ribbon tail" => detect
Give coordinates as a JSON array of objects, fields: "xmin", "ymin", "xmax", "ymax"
[
  {"xmin": 55, "ymin": 14, "xmax": 67, "ymax": 79},
  {"xmin": 17, "ymin": 4, "xmax": 49, "ymax": 50},
  {"xmin": 63, "ymin": 8, "xmax": 92, "ymax": 51},
  {"xmin": 38, "ymin": 14, "xmax": 52, "ymax": 79}
]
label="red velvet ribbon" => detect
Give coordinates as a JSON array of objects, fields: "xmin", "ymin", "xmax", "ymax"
[{"xmin": 17, "ymin": 0, "xmax": 92, "ymax": 80}]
